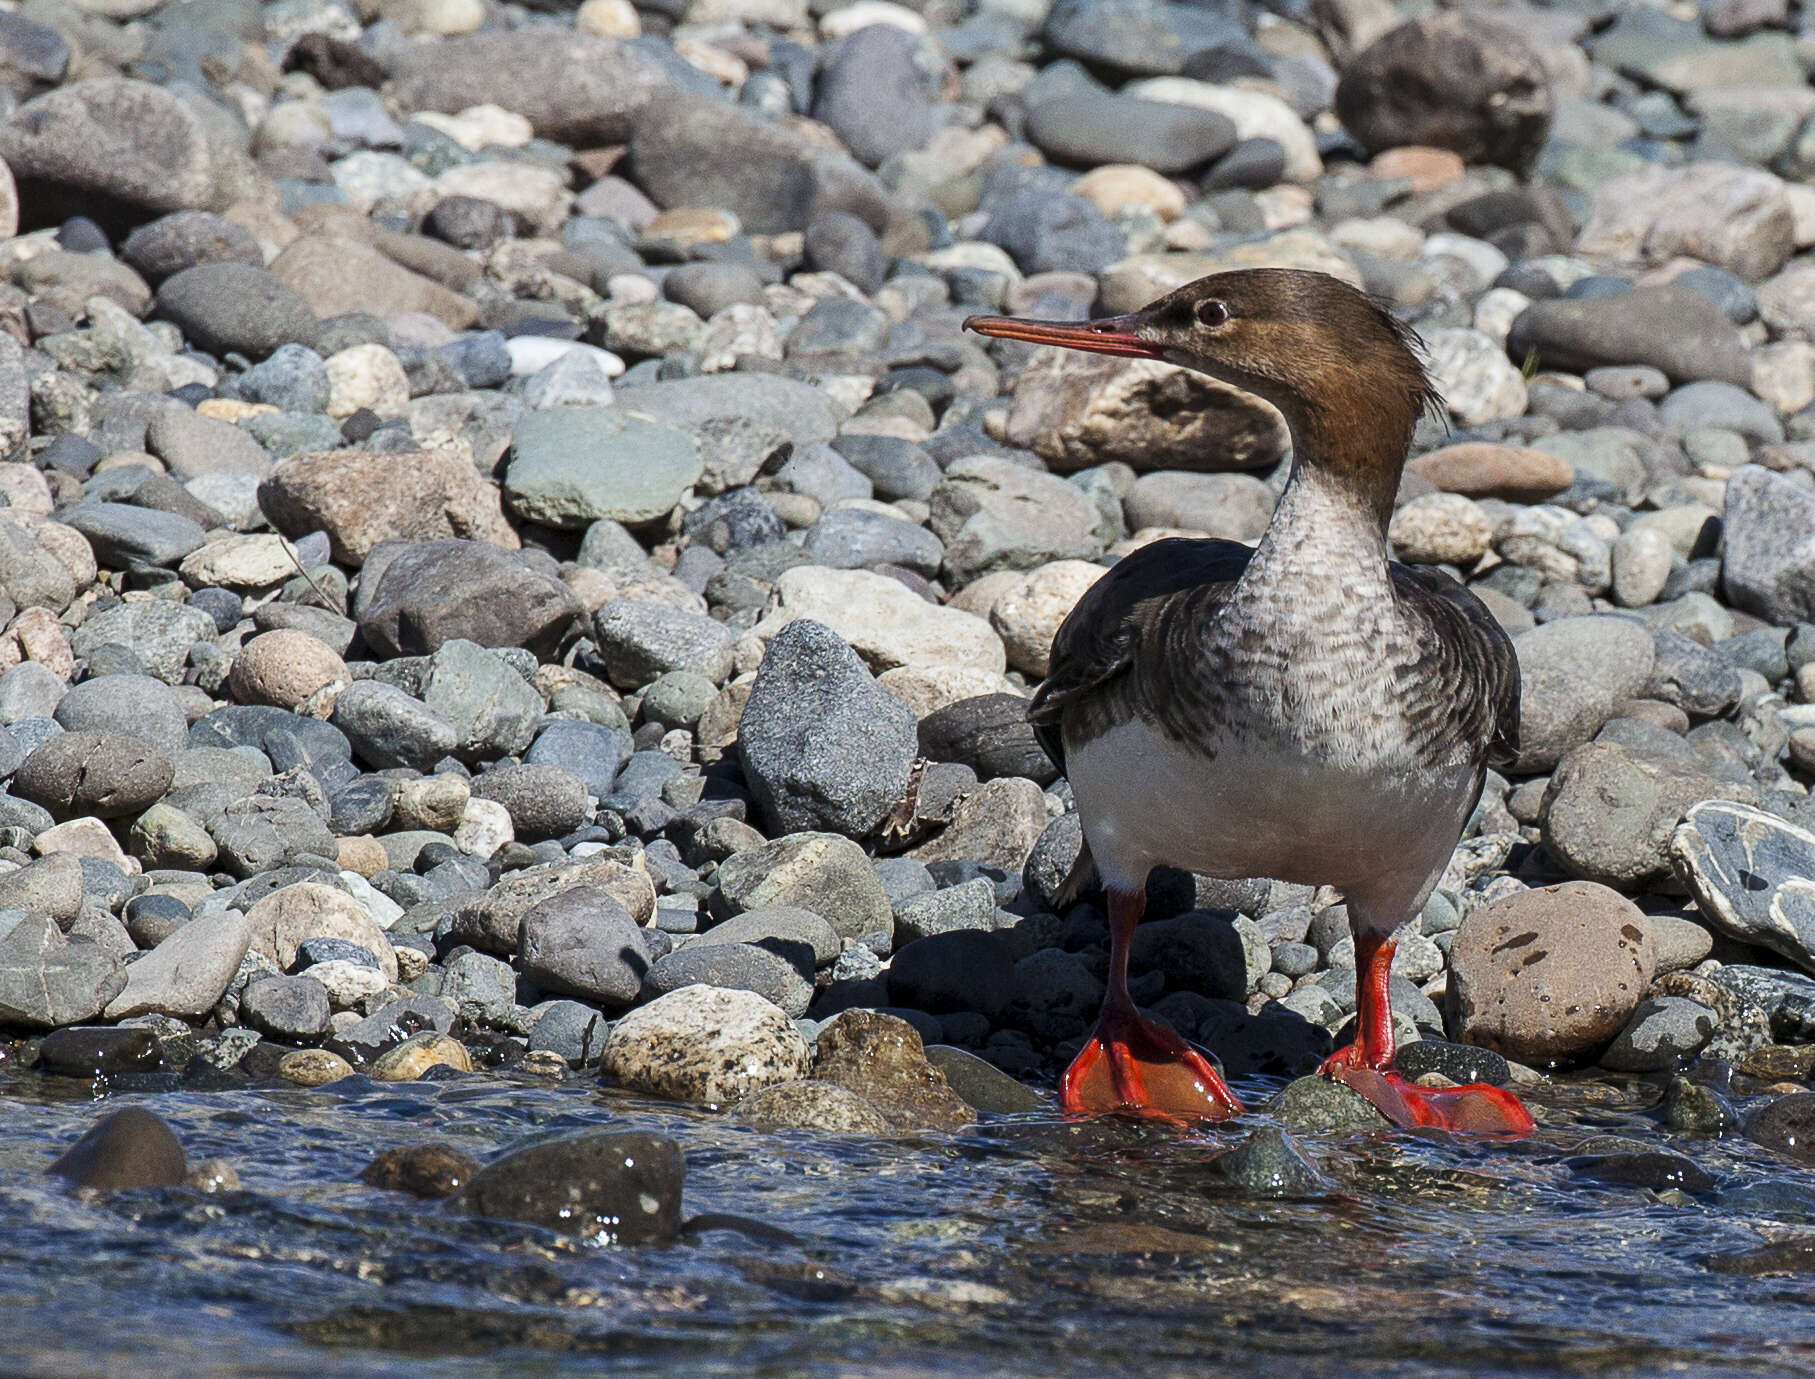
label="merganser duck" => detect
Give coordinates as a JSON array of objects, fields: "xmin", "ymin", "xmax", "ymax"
[{"xmin": 965, "ymin": 268, "xmax": 1534, "ymax": 1136}]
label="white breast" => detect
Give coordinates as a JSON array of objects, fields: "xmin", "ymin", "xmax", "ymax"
[{"xmin": 1066, "ymin": 717, "xmax": 1478, "ymax": 928}]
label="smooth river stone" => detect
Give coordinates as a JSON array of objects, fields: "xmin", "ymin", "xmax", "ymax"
[{"xmin": 1672, "ymin": 801, "xmax": 1815, "ymax": 976}]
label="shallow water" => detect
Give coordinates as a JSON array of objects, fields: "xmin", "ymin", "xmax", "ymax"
[{"xmin": 4, "ymin": 1068, "xmax": 1815, "ymax": 1379}]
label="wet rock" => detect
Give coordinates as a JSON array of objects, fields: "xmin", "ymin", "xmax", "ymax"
[
  {"xmin": 1750, "ymin": 1092, "xmax": 1815, "ymax": 1167},
  {"xmin": 1217, "ymin": 1126, "xmax": 1330, "ymax": 1196},
  {"xmin": 601, "ymin": 985, "xmax": 811, "ymax": 1106},
  {"xmin": 1662, "ymin": 1077, "xmax": 1739, "ymax": 1133},
  {"xmin": 361, "ymin": 1143, "xmax": 481, "ymax": 1198},
  {"xmin": 1567, "ymin": 1150, "xmax": 1713, "ymax": 1192},
  {"xmin": 1275, "ymin": 1075, "xmax": 1390, "ymax": 1134},
  {"xmin": 1446, "ymin": 881, "xmax": 1655, "ymax": 1066},
  {"xmin": 370, "ymin": 1032, "xmax": 473, "ymax": 1081},
  {"xmin": 735, "ymin": 1079, "xmax": 892, "ymax": 1133},
  {"xmin": 811, "ymin": 1008, "xmax": 973, "ymax": 1131},
  {"xmin": 739, "ymin": 620, "xmax": 916, "ymax": 840},
  {"xmin": 1707, "ymin": 1239, "xmax": 1815, "ymax": 1276},
  {"xmin": 277, "ymin": 1048, "xmax": 354, "ymax": 1086},
  {"xmin": 36, "ymin": 1026, "xmax": 161, "ymax": 1078},
  {"xmin": 925, "ymin": 1044, "xmax": 1044, "ymax": 1113},
  {"xmin": 1395, "ymin": 1037, "xmax": 1511, "ymax": 1088},
  {"xmin": 46, "ymin": 1107, "xmax": 186, "ymax": 1189},
  {"xmin": 455, "ymin": 1129, "xmax": 683, "ymax": 1243},
  {"xmin": 1599, "ymin": 996, "xmax": 1715, "ymax": 1072}
]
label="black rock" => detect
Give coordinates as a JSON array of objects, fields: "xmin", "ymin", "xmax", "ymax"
[
  {"xmin": 1567, "ymin": 1150, "xmax": 1714, "ymax": 1192},
  {"xmin": 36, "ymin": 1026, "xmax": 162, "ymax": 1077},
  {"xmin": 1336, "ymin": 13, "xmax": 1552, "ymax": 175},
  {"xmin": 454, "ymin": 1129, "xmax": 684, "ymax": 1242},
  {"xmin": 1396, "ymin": 1037, "xmax": 1511, "ymax": 1087},
  {"xmin": 46, "ymin": 1107, "xmax": 186, "ymax": 1189},
  {"xmin": 1217, "ymin": 1126, "xmax": 1330, "ymax": 1195},
  {"xmin": 918, "ymin": 693, "xmax": 1057, "ymax": 787}
]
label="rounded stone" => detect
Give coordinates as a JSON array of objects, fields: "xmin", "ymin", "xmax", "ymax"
[
  {"xmin": 1445, "ymin": 881, "xmax": 1656, "ymax": 1067},
  {"xmin": 599, "ymin": 984, "xmax": 812, "ymax": 1106},
  {"xmin": 229, "ymin": 629, "xmax": 350, "ymax": 711}
]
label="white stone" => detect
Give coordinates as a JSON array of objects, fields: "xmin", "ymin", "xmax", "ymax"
[
  {"xmin": 1752, "ymin": 340, "xmax": 1815, "ymax": 414},
  {"xmin": 411, "ymin": 104, "xmax": 534, "ymax": 151},
  {"xmin": 36, "ymin": 817, "xmax": 131, "ymax": 870},
  {"xmin": 699, "ymin": 303, "xmax": 783, "ymax": 373},
  {"xmin": 989, "ymin": 560, "xmax": 1106, "ymax": 677},
  {"xmin": 1422, "ymin": 232, "xmax": 1509, "ymax": 285},
  {"xmin": 309, "ymin": 958, "xmax": 391, "ymax": 1009},
  {"xmin": 1422, "ymin": 327, "xmax": 1529, "ymax": 426},
  {"xmin": 601, "ymin": 985, "xmax": 812, "ymax": 1106},
  {"xmin": 760, "ymin": 566, "xmax": 1007, "ymax": 674},
  {"xmin": 877, "ymin": 665, "xmax": 1023, "ymax": 717},
  {"xmin": 1610, "ymin": 525, "xmax": 1674, "ymax": 608},
  {"xmin": 244, "ymin": 882, "xmax": 398, "ymax": 980},
  {"xmin": 434, "ymin": 161, "xmax": 572, "ymax": 234},
  {"xmin": 178, "ymin": 534, "xmax": 299, "ymax": 590},
  {"xmin": 1126, "ymin": 77, "xmax": 1322, "ymax": 182},
  {"xmin": 505, "ymin": 336, "xmax": 626, "ymax": 379},
  {"xmin": 324, "ymin": 343, "xmax": 409, "ymax": 419},
  {"xmin": 820, "ymin": 0, "xmax": 928, "ymax": 35},
  {"xmin": 1329, "ymin": 216, "xmax": 1425, "ymax": 260},
  {"xmin": 456, "ymin": 796, "xmax": 514, "ymax": 858},
  {"xmin": 1473, "ymin": 287, "xmax": 1533, "ymax": 345},
  {"xmin": 576, "ymin": 0, "xmax": 640, "ymax": 33},
  {"xmin": 1388, "ymin": 492, "xmax": 1493, "ymax": 566}
]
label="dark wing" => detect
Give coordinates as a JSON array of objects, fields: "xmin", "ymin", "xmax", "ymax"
[
  {"xmin": 1388, "ymin": 561, "xmax": 1520, "ymax": 770},
  {"xmin": 1028, "ymin": 537, "xmax": 1254, "ymax": 773}
]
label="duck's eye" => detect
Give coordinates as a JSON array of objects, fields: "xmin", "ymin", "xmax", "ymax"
[{"xmin": 1195, "ymin": 299, "xmax": 1229, "ymax": 328}]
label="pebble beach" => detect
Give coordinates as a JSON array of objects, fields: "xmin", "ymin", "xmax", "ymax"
[{"xmin": 4, "ymin": 0, "xmax": 1815, "ymax": 1370}]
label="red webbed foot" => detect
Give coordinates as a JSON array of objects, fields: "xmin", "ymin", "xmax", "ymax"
[
  {"xmin": 1320, "ymin": 1048, "xmax": 1535, "ymax": 1136},
  {"xmin": 1061, "ymin": 1005, "xmax": 1244, "ymax": 1125}
]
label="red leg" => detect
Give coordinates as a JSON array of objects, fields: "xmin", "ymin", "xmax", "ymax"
[
  {"xmin": 1060, "ymin": 887, "xmax": 1244, "ymax": 1124},
  {"xmin": 1319, "ymin": 927, "xmax": 1535, "ymax": 1137}
]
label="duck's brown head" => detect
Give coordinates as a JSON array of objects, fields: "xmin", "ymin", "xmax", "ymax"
[{"xmin": 965, "ymin": 268, "xmax": 1439, "ymax": 519}]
